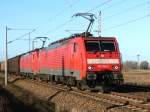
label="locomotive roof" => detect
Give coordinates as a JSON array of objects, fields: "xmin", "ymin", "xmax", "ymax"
[
  {"xmin": 19, "ymin": 48, "xmax": 42, "ymax": 57},
  {"xmin": 46, "ymin": 32, "xmax": 116, "ymax": 50},
  {"xmin": 48, "ymin": 32, "xmax": 116, "ymax": 47},
  {"xmin": 48, "ymin": 32, "xmax": 93, "ymax": 46}
]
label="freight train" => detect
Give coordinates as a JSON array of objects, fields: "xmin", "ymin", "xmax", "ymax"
[{"xmin": 0, "ymin": 32, "xmax": 123, "ymax": 92}]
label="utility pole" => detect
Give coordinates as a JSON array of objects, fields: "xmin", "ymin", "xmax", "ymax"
[
  {"xmin": 98, "ymin": 11, "xmax": 101, "ymax": 37},
  {"xmin": 4, "ymin": 27, "xmax": 35, "ymax": 86},
  {"xmin": 29, "ymin": 32, "xmax": 30, "ymax": 51},
  {"xmin": 137, "ymin": 54, "xmax": 140, "ymax": 70},
  {"xmin": 29, "ymin": 29, "xmax": 36, "ymax": 51},
  {"xmin": 32, "ymin": 40, "xmax": 34, "ymax": 50},
  {"xmin": 5, "ymin": 26, "xmax": 8, "ymax": 86},
  {"xmin": 32, "ymin": 40, "xmax": 37, "ymax": 50}
]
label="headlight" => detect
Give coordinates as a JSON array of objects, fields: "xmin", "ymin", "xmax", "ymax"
[
  {"xmin": 112, "ymin": 66, "xmax": 119, "ymax": 70},
  {"xmin": 88, "ymin": 66, "xmax": 94, "ymax": 70}
]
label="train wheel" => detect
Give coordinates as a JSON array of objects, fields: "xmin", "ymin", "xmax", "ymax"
[
  {"xmin": 100, "ymin": 85, "xmax": 110, "ymax": 93},
  {"xmin": 55, "ymin": 76, "xmax": 61, "ymax": 84},
  {"xmin": 67, "ymin": 77, "xmax": 75, "ymax": 86},
  {"xmin": 50, "ymin": 75, "xmax": 55, "ymax": 84},
  {"xmin": 62, "ymin": 77, "xmax": 67, "ymax": 85},
  {"xmin": 38, "ymin": 77, "xmax": 42, "ymax": 82},
  {"xmin": 77, "ymin": 81, "xmax": 85, "ymax": 91}
]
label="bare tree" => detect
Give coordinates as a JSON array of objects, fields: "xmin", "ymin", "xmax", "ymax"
[
  {"xmin": 123, "ymin": 61, "xmax": 138, "ymax": 70},
  {"xmin": 140, "ymin": 61, "xmax": 149, "ymax": 69}
]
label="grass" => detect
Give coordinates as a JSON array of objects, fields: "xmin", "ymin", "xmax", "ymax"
[{"xmin": 123, "ymin": 69, "xmax": 150, "ymax": 84}]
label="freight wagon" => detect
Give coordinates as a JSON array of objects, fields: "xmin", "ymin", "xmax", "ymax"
[
  {"xmin": 8, "ymin": 55, "xmax": 21, "ymax": 75},
  {"xmin": 0, "ymin": 55, "xmax": 21, "ymax": 75},
  {"xmin": 0, "ymin": 61, "xmax": 5, "ymax": 72}
]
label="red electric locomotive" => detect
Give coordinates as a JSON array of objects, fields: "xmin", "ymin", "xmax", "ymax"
[{"xmin": 20, "ymin": 32, "xmax": 123, "ymax": 92}]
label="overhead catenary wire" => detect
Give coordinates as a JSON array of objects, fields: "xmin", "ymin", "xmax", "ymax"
[
  {"xmin": 12, "ymin": 0, "xmax": 81, "ymax": 38},
  {"xmin": 64, "ymin": 0, "xmax": 127, "ymax": 34},
  {"xmin": 101, "ymin": 0, "xmax": 127, "ymax": 11},
  {"xmin": 86, "ymin": 0, "xmax": 112, "ymax": 13},
  {"xmin": 11, "ymin": 0, "xmax": 149, "ymax": 41},
  {"xmin": 147, "ymin": 0, "xmax": 150, "ymax": 16},
  {"xmin": 44, "ymin": 18, "xmax": 75, "ymax": 35},
  {"xmin": 74, "ymin": 0, "xmax": 116, "ymax": 34},
  {"xmin": 44, "ymin": 0, "xmax": 150, "ymax": 36},
  {"xmin": 104, "ymin": 15, "xmax": 150, "ymax": 31},
  {"xmin": 42, "ymin": 0, "xmax": 115, "ymax": 36},
  {"xmin": 103, "ymin": 0, "xmax": 150, "ymax": 31},
  {"xmin": 104, "ymin": 1, "xmax": 149, "ymax": 21},
  {"xmin": 44, "ymin": 0, "xmax": 112, "ymax": 35},
  {"xmin": 6, "ymin": 28, "xmax": 34, "ymax": 31},
  {"xmin": 42, "ymin": 0, "xmax": 81, "ymax": 36},
  {"xmin": 7, "ymin": 29, "xmax": 36, "ymax": 44},
  {"xmin": 48, "ymin": 0, "xmax": 81, "ymax": 22},
  {"xmin": 5, "ymin": 0, "xmax": 81, "ymax": 56},
  {"xmin": 68, "ymin": 0, "xmax": 127, "ymax": 34}
]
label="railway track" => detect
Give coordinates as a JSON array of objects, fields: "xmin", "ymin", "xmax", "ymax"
[
  {"xmin": 77, "ymin": 91, "xmax": 150, "ymax": 111},
  {"xmin": 19, "ymin": 78, "xmax": 150, "ymax": 112},
  {"xmin": 110, "ymin": 92, "xmax": 150, "ymax": 103}
]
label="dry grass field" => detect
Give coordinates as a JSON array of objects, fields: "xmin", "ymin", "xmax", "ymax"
[{"xmin": 124, "ymin": 70, "xmax": 150, "ymax": 84}]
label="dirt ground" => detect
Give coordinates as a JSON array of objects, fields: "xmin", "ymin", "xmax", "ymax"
[
  {"xmin": 0, "ymin": 84, "xmax": 40, "ymax": 112},
  {"xmin": 0, "ymin": 74, "xmax": 133, "ymax": 112},
  {"xmin": 0, "ymin": 74, "xmax": 112, "ymax": 112},
  {"xmin": 0, "ymin": 72, "xmax": 150, "ymax": 112},
  {"xmin": 124, "ymin": 70, "xmax": 150, "ymax": 84}
]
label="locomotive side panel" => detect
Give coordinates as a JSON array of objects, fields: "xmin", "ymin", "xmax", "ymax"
[
  {"xmin": 39, "ymin": 38, "xmax": 85, "ymax": 81},
  {"xmin": 45, "ymin": 40, "xmax": 71, "ymax": 76},
  {"xmin": 39, "ymin": 49, "xmax": 47, "ymax": 74},
  {"xmin": 69, "ymin": 38, "xmax": 86, "ymax": 80},
  {"xmin": 20, "ymin": 53, "xmax": 32, "ymax": 74},
  {"xmin": 31, "ymin": 50, "xmax": 40, "ymax": 74}
]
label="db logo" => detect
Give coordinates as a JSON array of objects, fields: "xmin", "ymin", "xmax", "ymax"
[
  {"xmin": 102, "ymin": 65, "xmax": 107, "ymax": 68},
  {"xmin": 101, "ymin": 54, "xmax": 104, "ymax": 57}
]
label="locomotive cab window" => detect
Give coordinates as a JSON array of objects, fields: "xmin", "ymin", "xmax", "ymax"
[
  {"xmin": 85, "ymin": 41, "xmax": 100, "ymax": 52},
  {"xmin": 85, "ymin": 40, "xmax": 116, "ymax": 52},
  {"xmin": 101, "ymin": 40, "xmax": 116, "ymax": 52}
]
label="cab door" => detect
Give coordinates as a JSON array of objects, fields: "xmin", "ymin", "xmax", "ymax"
[{"xmin": 71, "ymin": 42, "xmax": 78, "ymax": 70}]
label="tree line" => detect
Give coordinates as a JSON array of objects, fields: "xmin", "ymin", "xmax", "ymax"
[{"xmin": 123, "ymin": 60, "xmax": 149, "ymax": 70}]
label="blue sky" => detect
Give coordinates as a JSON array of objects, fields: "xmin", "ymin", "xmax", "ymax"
[{"xmin": 0, "ymin": 0, "xmax": 150, "ymax": 62}]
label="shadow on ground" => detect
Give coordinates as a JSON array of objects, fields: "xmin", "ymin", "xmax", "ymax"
[
  {"xmin": 112, "ymin": 83, "xmax": 150, "ymax": 93},
  {"xmin": 0, "ymin": 85, "xmax": 55, "ymax": 112},
  {"xmin": 0, "ymin": 86, "xmax": 37, "ymax": 112}
]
